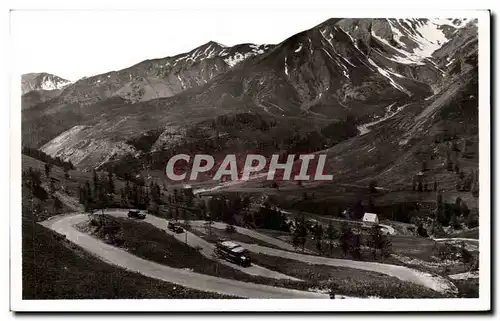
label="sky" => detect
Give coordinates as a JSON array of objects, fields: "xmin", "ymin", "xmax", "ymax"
[{"xmin": 11, "ymin": 10, "xmax": 331, "ymax": 81}]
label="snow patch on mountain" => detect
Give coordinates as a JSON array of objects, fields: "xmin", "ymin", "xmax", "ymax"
[
  {"xmin": 374, "ymin": 18, "xmax": 471, "ymax": 66},
  {"xmin": 222, "ymin": 44, "xmax": 269, "ymax": 67},
  {"xmin": 177, "ymin": 74, "xmax": 185, "ymax": 89},
  {"xmin": 40, "ymin": 76, "xmax": 72, "ymax": 90},
  {"xmin": 224, "ymin": 52, "xmax": 255, "ymax": 67},
  {"xmin": 308, "ymin": 39, "xmax": 314, "ymax": 54}
]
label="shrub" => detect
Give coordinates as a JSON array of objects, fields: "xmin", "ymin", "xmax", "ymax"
[
  {"xmin": 225, "ymin": 224, "xmax": 236, "ymax": 234},
  {"xmin": 417, "ymin": 224, "xmax": 429, "ymax": 237},
  {"xmin": 466, "ymin": 212, "xmax": 479, "ymax": 228}
]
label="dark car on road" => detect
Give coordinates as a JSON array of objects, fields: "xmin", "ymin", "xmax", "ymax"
[
  {"xmin": 128, "ymin": 210, "xmax": 146, "ymax": 219},
  {"xmin": 167, "ymin": 221, "xmax": 184, "ymax": 233},
  {"xmin": 214, "ymin": 240, "xmax": 251, "ymax": 267}
]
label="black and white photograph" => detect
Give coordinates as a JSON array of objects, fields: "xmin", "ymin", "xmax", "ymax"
[{"xmin": 8, "ymin": 3, "xmax": 491, "ymax": 313}]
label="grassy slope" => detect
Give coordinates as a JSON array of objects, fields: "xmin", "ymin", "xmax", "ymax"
[
  {"xmin": 23, "ymin": 154, "xmax": 127, "ymax": 201},
  {"xmin": 249, "ymin": 252, "xmax": 446, "ymax": 298},
  {"xmin": 453, "ymin": 278, "xmax": 479, "ymax": 298},
  {"xmin": 451, "ymin": 228, "xmax": 479, "ymax": 239},
  {"xmin": 252, "ymin": 226, "xmax": 475, "ymax": 277},
  {"xmin": 189, "ymin": 225, "xmax": 283, "ymax": 250}
]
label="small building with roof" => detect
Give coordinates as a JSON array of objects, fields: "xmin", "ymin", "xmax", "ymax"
[{"xmin": 362, "ymin": 212, "xmax": 379, "ymax": 227}]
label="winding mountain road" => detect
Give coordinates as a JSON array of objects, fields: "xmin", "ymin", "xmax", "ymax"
[
  {"xmin": 39, "ymin": 204, "xmax": 457, "ymax": 297},
  {"xmin": 40, "ymin": 213, "xmax": 327, "ymax": 299}
]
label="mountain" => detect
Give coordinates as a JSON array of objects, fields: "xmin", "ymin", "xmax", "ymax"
[
  {"xmin": 21, "ymin": 72, "xmax": 71, "ymax": 95},
  {"xmin": 22, "ymin": 17, "xmax": 478, "ymax": 171}
]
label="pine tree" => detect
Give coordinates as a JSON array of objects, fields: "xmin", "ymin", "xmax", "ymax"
[
  {"xmin": 460, "ymin": 243, "xmax": 473, "ymax": 270},
  {"xmin": 124, "ymin": 180, "xmax": 131, "ymax": 203},
  {"xmin": 436, "ymin": 192, "xmax": 445, "ymax": 223},
  {"xmin": 350, "ymin": 233, "xmax": 362, "ymax": 260},
  {"xmin": 325, "ymin": 223, "xmax": 337, "ymax": 255},
  {"xmin": 466, "ymin": 211, "xmax": 478, "ymax": 228},
  {"xmin": 446, "ymin": 154, "xmax": 453, "ymax": 171},
  {"xmin": 433, "ymin": 179, "xmax": 438, "ymax": 192},
  {"xmin": 314, "ymin": 223, "xmax": 323, "ymax": 253},
  {"xmin": 49, "ymin": 180, "xmax": 56, "ymax": 194},
  {"xmin": 339, "ymin": 223, "xmax": 352, "ymax": 257},
  {"xmin": 460, "ymin": 201, "xmax": 470, "ymax": 217},
  {"xmin": 380, "ymin": 233, "xmax": 392, "ymax": 259},
  {"xmin": 107, "ymin": 171, "xmax": 115, "ymax": 194},
  {"xmin": 142, "ymin": 186, "xmax": 150, "ymax": 209},
  {"xmin": 85, "ymin": 181, "xmax": 92, "ymax": 202},
  {"xmin": 96, "ymin": 183, "xmax": 108, "ymax": 214},
  {"xmin": 44, "ymin": 163, "xmax": 52, "ymax": 178},
  {"xmin": 471, "ymin": 170, "xmax": 479, "ymax": 197},
  {"xmin": 450, "ymin": 213, "xmax": 461, "ymax": 230},
  {"xmin": 291, "ymin": 223, "xmax": 301, "ymax": 250},
  {"xmin": 78, "ymin": 184, "xmax": 85, "ymax": 204},
  {"xmin": 367, "ymin": 226, "xmax": 391, "ymax": 259},
  {"xmin": 120, "ymin": 188, "xmax": 127, "ymax": 206},
  {"xmin": 53, "ymin": 197, "xmax": 63, "ymax": 214},
  {"xmin": 92, "ymin": 170, "xmax": 99, "ymax": 197},
  {"xmin": 82, "ymin": 181, "xmax": 94, "ymax": 213}
]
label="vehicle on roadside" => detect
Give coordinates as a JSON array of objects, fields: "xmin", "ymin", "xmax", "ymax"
[
  {"xmin": 168, "ymin": 221, "xmax": 184, "ymax": 233},
  {"xmin": 127, "ymin": 210, "xmax": 146, "ymax": 219},
  {"xmin": 214, "ymin": 240, "xmax": 251, "ymax": 267}
]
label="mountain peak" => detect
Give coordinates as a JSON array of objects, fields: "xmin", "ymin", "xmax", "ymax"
[
  {"xmin": 21, "ymin": 72, "xmax": 72, "ymax": 94},
  {"xmin": 202, "ymin": 40, "xmax": 227, "ymax": 48}
]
